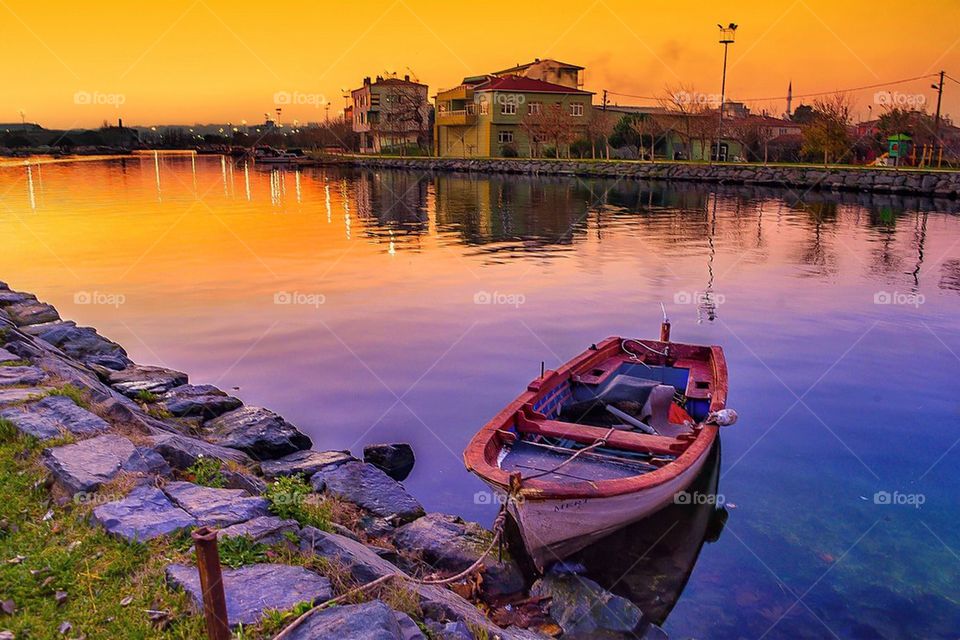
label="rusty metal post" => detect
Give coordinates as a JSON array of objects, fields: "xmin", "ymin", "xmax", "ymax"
[
  {"xmin": 660, "ymin": 320, "xmax": 671, "ymax": 343},
  {"xmin": 192, "ymin": 526, "xmax": 231, "ymax": 640}
]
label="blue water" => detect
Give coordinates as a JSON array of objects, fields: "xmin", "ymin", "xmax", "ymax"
[{"xmin": 1, "ymin": 157, "xmax": 958, "ymax": 638}]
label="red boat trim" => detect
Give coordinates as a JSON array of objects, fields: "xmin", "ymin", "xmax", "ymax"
[{"xmin": 463, "ymin": 336, "xmax": 729, "ymax": 501}]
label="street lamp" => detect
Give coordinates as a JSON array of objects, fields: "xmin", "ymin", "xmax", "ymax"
[{"xmin": 717, "ymin": 22, "xmax": 737, "ymax": 161}]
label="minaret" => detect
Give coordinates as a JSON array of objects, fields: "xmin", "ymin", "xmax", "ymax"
[{"xmin": 786, "ymin": 80, "xmax": 793, "ymax": 118}]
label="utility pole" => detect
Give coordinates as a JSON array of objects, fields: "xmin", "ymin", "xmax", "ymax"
[
  {"xmin": 602, "ymin": 89, "xmax": 608, "ymax": 111},
  {"xmin": 932, "ymin": 70, "xmax": 945, "ymax": 137}
]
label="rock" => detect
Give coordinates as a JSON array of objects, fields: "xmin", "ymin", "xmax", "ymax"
[
  {"xmin": 313, "ymin": 461, "xmax": 424, "ymax": 524},
  {"xmin": 217, "ymin": 516, "xmax": 300, "ymax": 545},
  {"xmin": 95, "ymin": 364, "xmax": 188, "ymax": 398},
  {"xmin": 0, "ymin": 396, "xmax": 109, "ymax": 440},
  {"xmin": 0, "ymin": 347, "xmax": 20, "ymax": 363},
  {"xmin": 363, "ymin": 443, "xmax": 415, "ymax": 481},
  {"xmin": 299, "ymin": 526, "xmax": 404, "ymax": 584},
  {"xmin": 43, "ymin": 434, "xmax": 137, "ymax": 495},
  {"xmin": 0, "ymin": 366, "xmax": 44, "ymax": 387},
  {"xmin": 0, "ymin": 387, "xmax": 50, "ymax": 406},
  {"xmin": 223, "ymin": 470, "xmax": 267, "ymax": 495},
  {"xmin": 426, "ymin": 620, "xmax": 473, "ymax": 640},
  {"xmin": 260, "ymin": 449, "xmax": 354, "ymax": 479},
  {"xmin": 33, "ymin": 324, "xmax": 132, "ymax": 369},
  {"xmin": 279, "ymin": 600, "xmax": 424, "ymax": 640},
  {"xmin": 148, "ymin": 432, "xmax": 252, "ymax": 470},
  {"xmin": 92, "ymin": 485, "xmax": 196, "ymax": 542},
  {"xmin": 410, "ymin": 582, "xmax": 524, "ymax": 639},
  {"xmin": 19, "ymin": 320, "xmax": 75, "ymax": 337},
  {"xmin": 165, "ymin": 563, "xmax": 332, "ymax": 627},
  {"xmin": 393, "ymin": 513, "xmax": 524, "ymax": 597},
  {"xmin": 205, "ymin": 406, "xmax": 312, "ymax": 459},
  {"xmin": 0, "ymin": 289, "xmax": 35, "ymax": 305},
  {"xmin": 4, "ymin": 300, "xmax": 59, "ymax": 326},
  {"xmin": 530, "ymin": 574, "xmax": 643, "ymax": 638},
  {"xmin": 163, "ymin": 481, "xmax": 269, "ymax": 527},
  {"xmin": 159, "ymin": 384, "xmax": 242, "ymax": 419}
]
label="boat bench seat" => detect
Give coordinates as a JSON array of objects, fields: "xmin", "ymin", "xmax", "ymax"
[{"xmin": 516, "ymin": 409, "xmax": 687, "ymax": 456}]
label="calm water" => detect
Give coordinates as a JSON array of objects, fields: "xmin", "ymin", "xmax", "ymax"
[{"xmin": 2, "ymin": 155, "xmax": 959, "ymax": 639}]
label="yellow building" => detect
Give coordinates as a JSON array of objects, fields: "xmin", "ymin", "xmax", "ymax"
[{"xmin": 433, "ymin": 73, "xmax": 593, "ymax": 158}]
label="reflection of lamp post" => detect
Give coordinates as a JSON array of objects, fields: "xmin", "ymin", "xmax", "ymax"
[{"xmin": 716, "ymin": 23, "xmax": 737, "ymax": 162}]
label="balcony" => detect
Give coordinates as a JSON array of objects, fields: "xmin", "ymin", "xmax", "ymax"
[{"xmin": 437, "ymin": 104, "xmax": 477, "ymax": 126}]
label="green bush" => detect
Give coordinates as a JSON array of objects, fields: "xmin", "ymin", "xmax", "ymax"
[
  {"xmin": 185, "ymin": 456, "xmax": 226, "ymax": 488},
  {"xmin": 265, "ymin": 475, "xmax": 331, "ymax": 531}
]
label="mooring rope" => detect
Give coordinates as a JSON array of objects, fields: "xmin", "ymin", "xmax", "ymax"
[{"xmin": 272, "ymin": 509, "xmax": 509, "ymax": 640}]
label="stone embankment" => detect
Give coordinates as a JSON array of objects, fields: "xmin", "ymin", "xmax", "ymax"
[
  {"xmin": 317, "ymin": 155, "xmax": 960, "ymax": 197},
  {"xmin": 0, "ymin": 281, "xmax": 666, "ymax": 639}
]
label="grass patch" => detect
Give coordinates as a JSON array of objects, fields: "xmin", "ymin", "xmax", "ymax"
[
  {"xmin": 134, "ymin": 389, "xmax": 159, "ymax": 404},
  {"xmin": 0, "ymin": 429, "xmax": 205, "ymax": 639},
  {"xmin": 264, "ymin": 476, "xmax": 332, "ymax": 532},
  {"xmin": 0, "ymin": 417, "xmax": 17, "ymax": 441},
  {"xmin": 217, "ymin": 535, "xmax": 267, "ymax": 569},
  {"xmin": 147, "ymin": 406, "xmax": 173, "ymax": 420},
  {"xmin": 183, "ymin": 456, "xmax": 226, "ymax": 488},
  {"xmin": 0, "ymin": 359, "xmax": 30, "ymax": 368},
  {"xmin": 43, "ymin": 384, "xmax": 90, "ymax": 409}
]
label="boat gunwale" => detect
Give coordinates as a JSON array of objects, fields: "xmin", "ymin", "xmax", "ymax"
[{"xmin": 463, "ymin": 336, "xmax": 728, "ymax": 500}]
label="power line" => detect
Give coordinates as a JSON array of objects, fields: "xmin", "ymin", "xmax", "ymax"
[{"xmin": 606, "ymin": 73, "xmax": 941, "ymax": 105}]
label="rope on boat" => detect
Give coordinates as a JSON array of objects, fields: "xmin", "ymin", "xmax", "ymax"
[
  {"xmin": 272, "ymin": 509, "xmax": 509, "ymax": 640},
  {"xmin": 621, "ymin": 338, "xmax": 668, "ymax": 360},
  {"xmin": 519, "ymin": 425, "xmax": 617, "ymax": 481}
]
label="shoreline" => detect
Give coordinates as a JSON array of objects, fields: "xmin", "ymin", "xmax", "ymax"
[
  {"xmin": 0, "ymin": 280, "xmax": 663, "ymax": 639},
  {"xmin": 313, "ymin": 155, "xmax": 960, "ymax": 198}
]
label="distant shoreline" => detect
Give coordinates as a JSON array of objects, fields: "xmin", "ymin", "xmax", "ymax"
[{"xmin": 313, "ymin": 155, "xmax": 960, "ymax": 197}]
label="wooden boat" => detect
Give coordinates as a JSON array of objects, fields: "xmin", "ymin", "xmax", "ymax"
[{"xmin": 463, "ymin": 322, "xmax": 733, "ymax": 572}]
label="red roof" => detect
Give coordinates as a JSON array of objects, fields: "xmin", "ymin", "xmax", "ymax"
[{"xmin": 473, "ymin": 75, "xmax": 592, "ymax": 95}]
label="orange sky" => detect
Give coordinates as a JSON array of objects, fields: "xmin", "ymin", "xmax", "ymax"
[{"xmin": 2, "ymin": 0, "xmax": 959, "ymax": 129}]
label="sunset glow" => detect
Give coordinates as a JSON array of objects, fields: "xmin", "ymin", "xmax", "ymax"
[{"xmin": 3, "ymin": 0, "xmax": 959, "ymax": 128}]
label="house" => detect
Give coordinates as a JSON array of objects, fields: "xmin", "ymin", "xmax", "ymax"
[
  {"xmin": 490, "ymin": 58, "xmax": 584, "ymax": 90},
  {"xmin": 351, "ymin": 75, "xmax": 431, "ymax": 154},
  {"xmin": 434, "ymin": 73, "xmax": 593, "ymax": 157}
]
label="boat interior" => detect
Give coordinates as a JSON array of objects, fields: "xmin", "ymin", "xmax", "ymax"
[{"xmin": 496, "ymin": 351, "xmax": 715, "ymax": 483}]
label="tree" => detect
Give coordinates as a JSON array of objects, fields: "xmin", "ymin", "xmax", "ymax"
[
  {"xmin": 373, "ymin": 82, "xmax": 430, "ymax": 156},
  {"xmin": 628, "ymin": 113, "xmax": 662, "ymax": 160},
  {"xmin": 583, "ymin": 109, "xmax": 617, "ymax": 159},
  {"xmin": 801, "ymin": 93, "xmax": 854, "ymax": 165},
  {"xmin": 791, "ymin": 104, "xmax": 817, "ymax": 124}
]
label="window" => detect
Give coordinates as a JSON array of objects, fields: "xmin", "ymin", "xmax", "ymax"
[
  {"xmin": 478, "ymin": 100, "xmax": 489, "ymax": 115},
  {"xmin": 371, "ymin": 94, "xmax": 380, "ymax": 106},
  {"xmin": 498, "ymin": 130, "xmax": 514, "ymax": 143},
  {"xmin": 570, "ymin": 103, "xmax": 584, "ymax": 117},
  {"xmin": 501, "ymin": 102, "xmax": 517, "ymax": 115},
  {"xmin": 528, "ymin": 102, "xmax": 542, "ymax": 115}
]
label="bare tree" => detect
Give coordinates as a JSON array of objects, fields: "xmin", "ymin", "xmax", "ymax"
[
  {"xmin": 584, "ymin": 109, "xmax": 617, "ymax": 159},
  {"xmin": 373, "ymin": 82, "xmax": 430, "ymax": 156}
]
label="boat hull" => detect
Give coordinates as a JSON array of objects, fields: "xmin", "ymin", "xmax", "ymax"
[{"xmin": 499, "ymin": 436, "xmax": 713, "ymax": 571}]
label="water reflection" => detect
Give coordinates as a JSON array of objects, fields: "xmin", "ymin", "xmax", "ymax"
[
  {"xmin": 570, "ymin": 443, "xmax": 726, "ymax": 627},
  {"xmin": 1, "ymin": 156, "xmax": 959, "ymax": 639}
]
